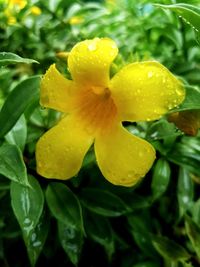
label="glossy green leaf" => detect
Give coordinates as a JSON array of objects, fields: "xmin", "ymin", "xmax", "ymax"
[
  {"xmin": 46, "ymin": 183, "xmax": 83, "ymax": 230},
  {"xmin": 128, "ymin": 215, "xmax": 158, "ymax": 258},
  {"xmin": 24, "ymin": 210, "xmax": 49, "ymax": 267},
  {"xmin": 178, "ymin": 168, "xmax": 194, "ymax": 218},
  {"xmin": 5, "ymin": 115, "xmax": 27, "ymax": 151},
  {"xmin": 181, "ymin": 262, "xmax": 193, "ymax": 267},
  {"xmin": 185, "ymin": 216, "xmax": 200, "ymax": 259},
  {"xmin": 58, "ymin": 221, "xmax": 83, "ymax": 266},
  {"xmin": 0, "ymin": 143, "xmax": 29, "ymax": 186},
  {"xmin": 0, "ymin": 76, "xmax": 40, "ymax": 138},
  {"xmin": 146, "ymin": 119, "xmax": 182, "ymax": 140},
  {"xmin": 152, "ymin": 235, "xmax": 190, "ymax": 261},
  {"xmin": 84, "ymin": 211, "xmax": 114, "ymax": 258},
  {"xmin": 119, "ymin": 192, "xmax": 151, "ymax": 211},
  {"xmin": 10, "ymin": 175, "xmax": 44, "ymax": 233},
  {"xmin": 155, "ymin": 4, "xmax": 200, "ymax": 45},
  {"xmin": 0, "ymin": 52, "xmax": 38, "ymax": 66},
  {"xmin": 151, "ymin": 158, "xmax": 171, "ymax": 200},
  {"xmin": 192, "ymin": 199, "xmax": 200, "ymax": 224},
  {"xmin": 167, "ymin": 136, "xmax": 200, "ymax": 176},
  {"xmin": 80, "ymin": 188, "xmax": 129, "ymax": 217}
]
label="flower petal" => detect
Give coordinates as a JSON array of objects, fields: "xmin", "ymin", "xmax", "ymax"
[
  {"xmin": 40, "ymin": 64, "xmax": 76, "ymax": 112},
  {"xmin": 94, "ymin": 124, "xmax": 155, "ymax": 186},
  {"xmin": 68, "ymin": 38, "xmax": 118, "ymax": 86},
  {"xmin": 110, "ymin": 61, "xmax": 185, "ymax": 122},
  {"xmin": 36, "ymin": 115, "xmax": 93, "ymax": 179}
]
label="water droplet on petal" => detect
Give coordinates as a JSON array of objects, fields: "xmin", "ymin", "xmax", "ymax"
[
  {"xmin": 127, "ymin": 171, "xmax": 135, "ymax": 179},
  {"xmin": 175, "ymin": 88, "xmax": 183, "ymax": 96},
  {"xmin": 138, "ymin": 151, "xmax": 143, "ymax": 157},
  {"xmin": 88, "ymin": 42, "xmax": 97, "ymax": 51},
  {"xmin": 147, "ymin": 71, "xmax": 153, "ymax": 78}
]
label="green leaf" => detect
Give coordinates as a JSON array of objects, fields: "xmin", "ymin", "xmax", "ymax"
[
  {"xmin": 167, "ymin": 136, "xmax": 200, "ymax": 176},
  {"xmin": 120, "ymin": 192, "xmax": 151, "ymax": 211},
  {"xmin": 58, "ymin": 221, "xmax": 83, "ymax": 266},
  {"xmin": 46, "ymin": 183, "xmax": 83, "ymax": 230},
  {"xmin": 46, "ymin": 183, "xmax": 84, "ymax": 266},
  {"xmin": 151, "ymin": 158, "xmax": 171, "ymax": 200},
  {"xmin": 0, "ymin": 52, "xmax": 39, "ymax": 66},
  {"xmin": 192, "ymin": 199, "xmax": 200, "ymax": 224},
  {"xmin": 152, "ymin": 235, "xmax": 190, "ymax": 261},
  {"xmin": 172, "ymin": 86, "xmax": 200, "ymax": 112},
  {"xmin": 128, "ymin": 215, "xmax": 158, "ymax": 258},
  {"xmin": 146, "ymin": 119, "xmax": 182, "ymax": 140},
  {"xmin": 84, "ymin": 211, "xmax": 114, "ymax": 259},
  {"xmin": 178, "ymin": 168, "xmax": 194, "ymax": 218},
  {"xmin": 0, "ymin": 76, "xmax": 40, "ymax": 138},
  {"xmin": 155, "ymin": 4, "xmax": 200, "ymax": 45},
  {"xmin": 5, "ymin": 115, "xmax": 27, "ymax": 151},
  {"xmin": 24, "ymin": 210, "xmax": 49, "ymax": 267},
  {"xmin": 133, "ymin": 262, "xmax": 160, "ymax": 267},
  {"xmin": 80, "ymin": 188, "xmax": 129, "ymax": 217},
  {"xmin": 10, "ymin": 175, "xmax": 44, "ymax": 233},
  {"xmin": 185, "ymin": 216, "xmax": 200, "ymax": 259},
  {"xmin": 0, "ymin": 143, "xmax": 29, "ymax": 186}
]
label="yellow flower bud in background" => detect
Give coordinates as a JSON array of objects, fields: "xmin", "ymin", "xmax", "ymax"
[
  {"xmin": 30, "ymin": 6, "xmax": 41, "ymax": 16},
  {"xmin": 69, "ymin": 16, "xmax": 84, "ymax": 25}
]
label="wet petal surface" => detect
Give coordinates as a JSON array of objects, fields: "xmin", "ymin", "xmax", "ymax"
[
  {"xmin": 110, "ymin": 61, "xmax": 185, "ymax": 122},
  {"xmin": 68, "ymin": 38, "xmax": 118, "ymax": 87},
  {"xmin": 40, "ymin": 64, "xmax": 76, "ymax": 113},
  {"xmin": 36, "ymin": 115, "xmax": 94, "ymax": 179},
  {"xmin": 94, "ymin": 124, "xmax": 156, "ymax": 186}
]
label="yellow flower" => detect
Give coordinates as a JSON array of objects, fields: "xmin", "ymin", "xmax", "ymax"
[
  {"xmin": 30, "ymin": 6, "xmax": 41, "ymax": 16},
  {"xmin": 69, "ymin": 16, "xmax": 84, "ymax": 25},
  {"xmin": 36, "ymin": 38, "xmax": 185, "ymax": 187},
  {"xmin": 7, "ymin": 0, "xmax": 27, "ymax": 9},
  {"xmin": 4, "ymin": 0, "xmax": 27, "ymax": 24}
]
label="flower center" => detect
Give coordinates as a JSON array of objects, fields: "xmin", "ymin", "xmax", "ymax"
[{"xmin": 74, "ymin": 85, "xmax": 118, "ymax": 135}]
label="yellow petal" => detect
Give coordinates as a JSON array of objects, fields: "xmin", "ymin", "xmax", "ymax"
[
  {"xmin": 40, "ymin": 64, "xmax": 76, "ymax": 113},
  {"xmin": 36, "ymin": 115, "xmax": 93, "ymax": 179},
  {"xmin": 110, "ymin": 61, "xmax": 185, "ymax": 122},
  {"xmin": 94, "ymin": 124, "xmax": 155, "ymax": 187},
  {"xmin": 68, "ymin": 38, "xmax": 118, "ymax": 87}
]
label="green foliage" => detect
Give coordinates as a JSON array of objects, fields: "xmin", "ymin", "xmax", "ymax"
[
  {"xmin": 0, "ymin": 144, "xmax": 29, "ymax": 186},
  {"xmin": 152, "ymin": 235, "xmax": 190, "ymax": 261},
  {"xmin": 0, "ymin": 52, "xmax": 39, "ymax": 66},
  {"xmin": 0, "ymin": 76, "xmax": 40, "ymax": 138},
  {"xmin": 155, "ymin": 3, "xmax": 200, "ymax": 45},
  {"xmin": 0, "ymin": 0, "xmax": 200, "ymax": 266},
  {"xmin": 10, "ymin": 175, "xmax": 45, "ymax": 266}
]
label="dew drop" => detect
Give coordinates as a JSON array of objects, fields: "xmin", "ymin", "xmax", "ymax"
[
  {"xmin": 127, "ymin": 171, "xmax": 135, "ymax": 179},
  {"xmin": 147, "ymin": 71, "xmax": 153, "ymax": 78},
  {"xmin": 138, "ymin": 151, "xmax": 143, "ymax": 157},
  {"xmin": 182, "ymin": 196, "xmax": 189, "ymax": 203},
  {"xmin": 33, "ymin": 241, "xmax": 42, "ymax": 247},
  {"xmin": 176, "ymin": 88, "xmax": 183, "ymax": 96},
  {"xmin": 88, "ymin": 42, "xmax": 97, "ymax": 51},
  {"xmin": 64, "ymin": 146, "xmax": 71, "ymax": 153},
  {"xmin": 31, "ymin": 233, "xmax": 37, "ymax": 242},
  {"xmin": 24, "ymin": 218, "xmax": 31, "ymax": 225}
]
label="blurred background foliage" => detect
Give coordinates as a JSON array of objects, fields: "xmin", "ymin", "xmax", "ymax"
[{"xmin": 1, "ymin": 0, "xmax": 200, "ymax": 266}]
